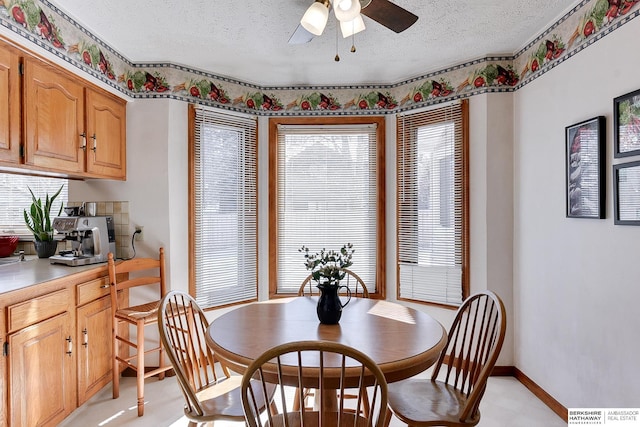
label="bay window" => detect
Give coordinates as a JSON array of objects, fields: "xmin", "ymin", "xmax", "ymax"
[
  {"xmin": 397, "ymin": 100, "xmax": 469, "ymax": 306},
  {"xmin": 269, "ymin": 117, "xmax": 385, "ymax": 297},
  {"xmin": 189, "ymin": 105, "xmax": 257, "ymax": 308}
]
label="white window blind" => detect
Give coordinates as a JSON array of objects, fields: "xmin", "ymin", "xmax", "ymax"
[
  {"xmin": 397, "ymin": 102, "xmax": 467, "ymax": 306},
  {"xmin": 275, "ymin": 123, "xmax": 378, "ymax": 294},
  {"xmin": 0, "ymin": 173, "xmax": 68, "ymax": 235},
  {"xmin": 192, "ymin": 107, "xmax": 257, "ymax": 308}
]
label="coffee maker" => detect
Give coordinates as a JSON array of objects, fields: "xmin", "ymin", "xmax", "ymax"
[{"xmin": 49, "ymin": 216, "xmax": 116, "ymax": 266}]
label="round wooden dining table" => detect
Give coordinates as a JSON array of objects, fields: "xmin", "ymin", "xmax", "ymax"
[{"xmin": 205, "ymin": 296, "xmax": 447, "ymax": 384}]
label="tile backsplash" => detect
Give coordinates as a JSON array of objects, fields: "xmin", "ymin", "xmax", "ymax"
[{"xmin": 17, "ymin": 201, "xmax": 131, "ymax": 259}]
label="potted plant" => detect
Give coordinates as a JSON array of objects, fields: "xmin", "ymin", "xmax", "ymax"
[
  {"xmin": 24, "ymin": 185, "xmax": 64, "ymax": 258},
  {"xmin": 299, "ymin": 243, "xmax": 355, "ymax": 324},
  {"xmin": 299, "ymin": 243, "xmax": 355, "ymax": 287}
]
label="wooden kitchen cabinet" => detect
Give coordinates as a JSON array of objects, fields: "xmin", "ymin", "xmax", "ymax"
[
  {"xmin": 1, "ymin": 265, "xmax": 128, "ymax": 427},
  {"xmin": 85, "ymin": 88, "xmax": 127, "ymax": 179},
  {"xmin": 6, "ymin": 290, "xmax": 76, "ymax": 427},
  {"xmin": 76, "ymin": 276, "xmax": 127, "ymax": 405},
  {"xmin": 77, "ymin": 295, "xmax": 112, "ymax": 405},
  {"xmin": 0, "ymin": 36, "xmax": 126, "ymax": 180},
  {"xmin": 0, "ymin": 41, "xmax": 21, "ymax": 164},
  {"xmin": 23, "ymin": 56, "xmax": 86, "ymax": 175},
  {"xmin": 8, "ymin": 313, "xmax": 76, "ymax": 427}
]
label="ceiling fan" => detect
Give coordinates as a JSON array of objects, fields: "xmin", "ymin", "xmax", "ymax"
[{"xmin": 289, "ymin": 0, "xmax": 418, "ymax": 45}]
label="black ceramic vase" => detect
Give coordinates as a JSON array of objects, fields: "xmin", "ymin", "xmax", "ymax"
[
  {"xmin": 316, "ymin": 284, "xmax": 352, "ymax": 324},
  {"xmin": 34, "ymin": 240, "xmax": 58, "ymax": 258}
]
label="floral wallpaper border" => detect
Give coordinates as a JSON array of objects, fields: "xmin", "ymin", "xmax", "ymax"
[{"xmin": 0, "ymin": 0, "xmax": 638, "ymax": 116}]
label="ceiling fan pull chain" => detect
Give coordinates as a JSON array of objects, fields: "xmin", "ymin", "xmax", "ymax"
[
  {"xmin": 351, "ymin": 21, "xmax": 357, "ymax": 53},
  {"xmin": 335, "ymin": 23, "xmax": 341, "ymax": 61}
]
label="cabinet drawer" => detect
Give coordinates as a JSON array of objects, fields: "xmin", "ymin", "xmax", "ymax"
[
  {"xmin": 77, "ymin": 277, "xmax": 110, "ymax": 306},
  {"xmin": 7, "ymin": 288, "xmax": 71, "ymax": 332}
]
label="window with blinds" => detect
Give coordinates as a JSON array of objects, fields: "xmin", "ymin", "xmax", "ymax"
[
  {"xmin": 0, "ymin": 174, "xmax": 68, "ymax": 235},
  {"xmin": 270, "ymin": 117, "xmax": 385, "ymax": 295},
  {"xmin": 190, "ymin": 106, "xmax": 257, "ymax": 308},
  {"xmin": 397, "ymin": 100, "xmax": 468, "ymax": 306}
]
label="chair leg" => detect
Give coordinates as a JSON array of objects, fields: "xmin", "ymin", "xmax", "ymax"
[
  {"xmin": 137, "ymin": 320, "xmax": 145, "ymax": 417},
  {"xmin": 112, "ymin": 319, "xmax": 120, "ymax": 399},
  {"xmin": 361, "ymin": 387, "xmax": 370, "ymax": 418},
  {"xmin": 158, "ymin": 331, "xmax": 166, "ymax": 381},
  {"xmin": 383, "ymin": 406, "xmax": 392, "ymax": 427}
]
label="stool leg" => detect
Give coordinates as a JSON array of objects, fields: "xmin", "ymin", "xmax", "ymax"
[
  {"xmin": 137, "ymin": 320, "xmax": 145, "ymax": 416},
  {"xmin": 112, "ymin": 319, "xmax": 120, "ymax": 399}
]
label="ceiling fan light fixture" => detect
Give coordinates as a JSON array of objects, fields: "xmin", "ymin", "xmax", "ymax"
[
  {"xmin": 340, "ymin": 14, "xmax": 365, "ymax": 38},
  {"xmin": 301, "ymin": 0, "xmax": 331, "ymax": 36},
  {"xmin": 333, "ymin": 0, "xmax": 361, "ymax": 22}
]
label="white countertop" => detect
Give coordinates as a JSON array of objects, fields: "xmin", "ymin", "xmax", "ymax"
[{"xmin": 0, "ymin": 256, "xmax": 108, "ymax": 295}]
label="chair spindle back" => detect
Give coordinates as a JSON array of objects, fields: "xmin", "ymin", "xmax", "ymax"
[
  {"xmin": 242, "ymin": 340, "xmax": 388, "ymax": 427},
  {"xmin": 158, "ymin": 291, "xmax": 225, "ymax": 417},
  {"xmin": 432, "ymin": 291, "xmax": 506, "ymax": 422}
]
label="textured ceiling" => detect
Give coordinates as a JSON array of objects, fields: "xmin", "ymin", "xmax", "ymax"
[{"xmin": 49, "ymin": 0, "xmax": 577, "ymax": 87}]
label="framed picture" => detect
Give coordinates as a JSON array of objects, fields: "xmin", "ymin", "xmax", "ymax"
[
  {"xmin": 614, "ymin": 88, "xmax": 640, "ymax": 158},
  {"xmin": 565, "ymin": 116, "xmax": 605, "ymax": 219},
  {"xmin": 613, "ymin": 160, "xmax": 640, "ymax": 225}
]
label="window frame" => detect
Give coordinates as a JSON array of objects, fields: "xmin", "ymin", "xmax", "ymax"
[
  {"xmin": 188, "ymin": 104, "xmax": 258, "ymax": 309},
  {"xmin": 396, "ymin": 99, "xmax": 469, "ymax": 308},
  {"xmin": 268, "ymin": 116, "xmax": 386, "ymax": 299}
]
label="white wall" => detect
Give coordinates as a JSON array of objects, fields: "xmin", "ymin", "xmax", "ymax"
[
  {"xmin": 469, "ymin": 93, "xmax": 516, "ymax": 365},
  {"xmin": 257, "ymin": 116, "xmax": 271, "ymax": 301},
  {"xmin": 166, "ymin": 101, "xmax": 190, "ymax": 292},
  {"xmin": 71, "ymin": 98, "xmax": 189, "ymax": 292},
  {"xmin": 514, "ymin": 18, "xmax": 640, "ymax": 407}
]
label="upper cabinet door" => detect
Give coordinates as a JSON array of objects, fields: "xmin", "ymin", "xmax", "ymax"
[
  {"xmin": 23, "ymin": 57, "xmax": 85, "ymax": 174},
  {"xmin": 85, "ymin": 88, "xmax": 126, "ymax": 180},
  {"xmin": 0, "ymin": 43, "xmax": 21, "ymax": 164}
]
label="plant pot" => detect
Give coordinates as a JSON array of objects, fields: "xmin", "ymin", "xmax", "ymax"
[
  {"xmin": 316, "ymin": 284, "xmax": 352, "ymax": 324},
  {"xmin": 34, "ymin": 240, "xmax": 58, "ymax": 259}
]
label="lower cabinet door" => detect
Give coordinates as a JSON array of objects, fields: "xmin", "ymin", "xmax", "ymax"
[
  {"xmin": 77, "ymin": 295, "xmax": 113, "ymax": 405},
  {"xmin": 8, "ymin": 311, "xmax": 75, "ymax": 427}
]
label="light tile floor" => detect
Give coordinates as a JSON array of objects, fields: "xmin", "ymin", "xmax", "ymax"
[{"xmin": 59, "ymin": 374, "xmax": 566, "ymax": 426}]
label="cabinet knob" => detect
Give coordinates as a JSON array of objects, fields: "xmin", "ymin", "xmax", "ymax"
[
  {"xmin": 80, "ymin": 132, "xmax": 87, "ymax": 150},
  {"xmin": 91, "ymin": 134, "xmax": 97, "ymax": 152},
  {"xmin": 82, "ymin": 328, "xmax": 88, "ymax": 348}
]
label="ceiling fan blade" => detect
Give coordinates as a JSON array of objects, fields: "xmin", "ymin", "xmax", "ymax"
[
  {"xmin": 288, "ymin": 24, "xmax": 315, "ymax": 44},
  {"xmin": 361, "ymin": 0, "xmax": 418, "ymax": 33}
]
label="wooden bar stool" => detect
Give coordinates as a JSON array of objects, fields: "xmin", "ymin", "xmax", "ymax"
[{"xmin": 108, "ymin": 247, "xmax": 172, "ymax": 417}]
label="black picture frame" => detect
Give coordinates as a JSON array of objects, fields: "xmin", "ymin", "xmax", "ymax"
[
  {"xmin": 613, "ymin": 160, "xmax": 640, "ymax": 225},
  {"xmin": 565, "ymin": 116, "xmax": 606, "ymax": 219},
  {"xmin": 614, "ymin": 88, "xmax": 640, "ymax": 158}
]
